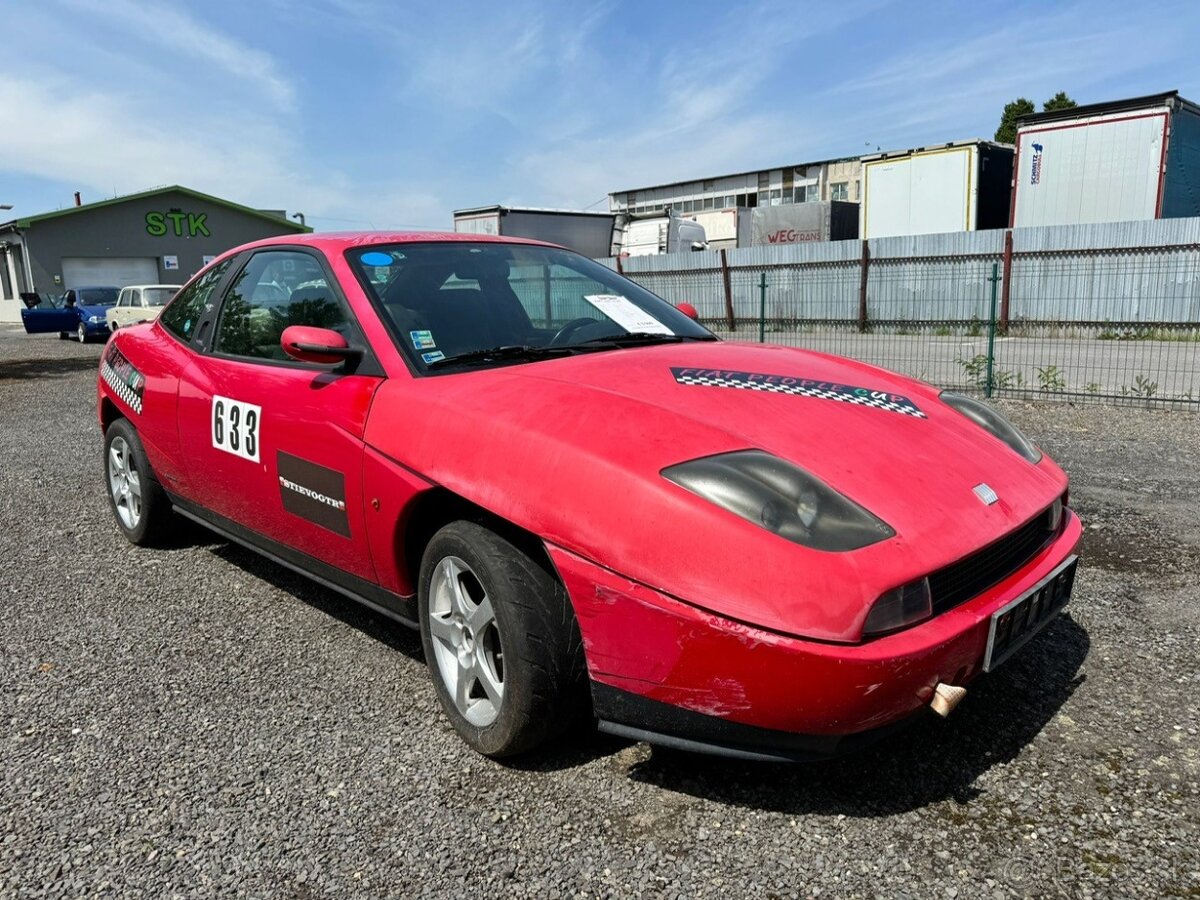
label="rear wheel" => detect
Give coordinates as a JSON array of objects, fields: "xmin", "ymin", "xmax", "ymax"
[
  {"xmin": 58, "ymin": 331, "xmax": 69, "ymax": 340},
  {"xmin": 418, "ymin": 521, "xmax": 588, "ymax": 757},
  {"xmin": 104, "ymin": 418, "xmax": 177, "ymax": 546}
]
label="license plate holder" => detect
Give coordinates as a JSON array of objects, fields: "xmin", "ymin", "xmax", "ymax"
[{"xmin": 983, "ymin": 555, "xmax": 1077, "ymax": 673}]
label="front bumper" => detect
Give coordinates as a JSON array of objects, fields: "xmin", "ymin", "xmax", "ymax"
[{"xmin": 547, "ymin": 510, "xmax": 1082, "ymax": 759}]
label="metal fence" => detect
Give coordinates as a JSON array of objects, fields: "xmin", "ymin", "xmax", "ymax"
[{"xmin": 603, "ymin": 218, "xmax": 1200, "ymax": 407}]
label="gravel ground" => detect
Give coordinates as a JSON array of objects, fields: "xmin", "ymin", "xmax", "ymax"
[{"xmin": 1, "ymin": 325, "xmax": 1197, "ymax": 898}]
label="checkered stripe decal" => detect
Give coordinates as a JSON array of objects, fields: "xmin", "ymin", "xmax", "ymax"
[
  {"xmin": 671, "ymin": 368, "xmax": 926, "ymax": 418},
  {"xmin": 102, "ymin": 346, "xmax": 145, "ymax": 415}
]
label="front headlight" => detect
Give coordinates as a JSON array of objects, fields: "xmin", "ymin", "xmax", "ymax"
[
  {"xmin": 662, "ymin": 450, "xmax": 894, "ymax": 552},
  {"xmin": 863, "ymin": 578, "xmax": 932, "ymax": 636},
  {"xmin": 88, "ymin": 315, "xmax": 103, "ymax": 324},
  {"xmin": 940, "ymin": 392, "xmax": 1042, "ymax": 463}
]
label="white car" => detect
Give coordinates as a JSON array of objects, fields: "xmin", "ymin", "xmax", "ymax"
[{"xmin": 106, "ymin": 284, "xmax": 182, "ymax": 331}]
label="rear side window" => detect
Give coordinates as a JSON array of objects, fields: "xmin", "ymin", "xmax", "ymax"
[{"xmin": 160, "ymin": 260, "xmax": 231, "ymax": 342}]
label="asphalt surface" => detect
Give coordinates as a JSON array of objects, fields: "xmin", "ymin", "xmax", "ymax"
[{"xmin": 1, "ymin": 325, "xmax": 1197, "ymax": 898}]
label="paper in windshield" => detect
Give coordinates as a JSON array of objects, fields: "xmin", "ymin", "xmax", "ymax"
[{"xmin": 583, "ymin": 294, "xmax": 674, "ymax": 335}]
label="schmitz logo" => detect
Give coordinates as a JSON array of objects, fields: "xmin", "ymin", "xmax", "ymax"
[{"xmin": 1030, "ymin": 142, "xmax": 1044, "ymax": 185}]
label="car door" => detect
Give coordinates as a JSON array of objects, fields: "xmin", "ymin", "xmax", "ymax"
[
  {"xmin": 21, "ymin": 290, "xmax": 79, "ymax": 334},
  {"xmin": 176, "ymin": 247, "xmax": 384, "ymax": 583},
  {"xmin": 109, "ymin": 289, "xmax": 130, "ymax": 329}
]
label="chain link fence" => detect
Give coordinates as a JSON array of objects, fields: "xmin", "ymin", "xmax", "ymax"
[{"xmin": 608, "ymin": 221, "xmax": 1200, "ymax": 407}]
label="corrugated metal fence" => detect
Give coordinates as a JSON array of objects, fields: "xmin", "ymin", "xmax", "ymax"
[{"xmin": 602, "ymin": 218, "xmax": 1200, "ymax": 406}]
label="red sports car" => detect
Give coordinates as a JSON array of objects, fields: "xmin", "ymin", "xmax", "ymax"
[{"xmin": 97, "ymin": 233, "xmax": 1080, "ymax": 760}]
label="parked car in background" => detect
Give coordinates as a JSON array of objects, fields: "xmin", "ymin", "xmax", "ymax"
[
  {"xmin": 107, "ymin": 285, "xmax": 182, "ymax": 331},
  {"xmin": 20, "ymin": 286, "xmax": 120, "ymax": 342}
]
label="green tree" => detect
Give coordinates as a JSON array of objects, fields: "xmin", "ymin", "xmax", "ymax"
[
  {"xmin": 995, "ymin": 97, "xmax": 1035, "ymax": 143},
  {"xmin": 995, "ymin": 92, "xmax": 1079, "ymax": 143},
  {"xmin": 1042, "ymin": 91, "xmax": 1078, "ymax": 112}
]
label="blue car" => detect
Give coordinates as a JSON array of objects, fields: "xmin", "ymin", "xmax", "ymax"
[{"xmin": 21, "ymin": 286, "xmax": 121, "ymax": 343}]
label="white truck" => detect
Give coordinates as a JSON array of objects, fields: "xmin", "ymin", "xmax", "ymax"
[
  {"xmin": 1010, "ymin": 91, "xmax": 1200, "ymax": 228},
  {"xmin": 616, "ymin": 210, "xmax": 708, "ymax": 257},
  {"xmin": 860, "ymin": 140, "xmax": 1013, "ymax": 239}
]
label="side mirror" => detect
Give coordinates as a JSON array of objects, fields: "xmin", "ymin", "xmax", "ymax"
[
  {"xmin": 280, "ymin": 325, "xmax": 362, "ymax": 365},
  {"xmin": 690, "ymin": 241, "xmax": 707, "ymax": 252},
  {"xmin": 675, "ymin": 302, "xmax": 699, "ymax": 320}
]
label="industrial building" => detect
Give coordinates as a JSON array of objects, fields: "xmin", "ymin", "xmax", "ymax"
[
  {"xmin": 608, "ymin": 156, "xmax": 863, "ymax": 216},
  {"xmin": 1011, "ymin": 91, "xmax": 1200, "ymax": 228},
  {"xmin": 0, "ymin": 185, "xmax": 310, "ymax": 323}
]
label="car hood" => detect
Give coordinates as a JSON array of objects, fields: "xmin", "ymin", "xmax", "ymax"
[
  {"xmin": 367, "ymin": 341, "xmax": 1068, "ymax": 640},
  {"xmin": 79, "ymin": 304, "xmax": 114, "ymax": 318}
]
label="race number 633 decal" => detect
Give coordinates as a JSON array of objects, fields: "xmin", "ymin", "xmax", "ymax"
[{"xmin": 212, "ymin": 395, "xmax": 261, "ymax": 462}]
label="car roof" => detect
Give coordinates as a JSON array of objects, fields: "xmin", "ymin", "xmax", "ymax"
[{"xmin": 230, "ymin": 231, "xmax": 565, "ymax": 254}]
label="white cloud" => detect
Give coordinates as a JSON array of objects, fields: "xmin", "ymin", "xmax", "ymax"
[{"xmin": 60, "ymin": 0, "xmax": 297, "ymax": 107}]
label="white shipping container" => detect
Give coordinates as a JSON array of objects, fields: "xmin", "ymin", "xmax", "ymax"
[
  {"xmin": 1012, "ymin": 110, "xmax": 1167, "ymax": 228},
  {"xmin": 862, "ymin": 146, "xmax": 976, "ymax": 239}
]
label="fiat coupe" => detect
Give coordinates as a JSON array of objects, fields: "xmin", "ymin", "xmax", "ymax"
[{"xmin": 96, "ymin": 233, "xmax": 1080, "ymax": 760}]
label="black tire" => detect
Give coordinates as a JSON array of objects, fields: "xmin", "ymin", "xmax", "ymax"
[
  {"xmin": 418, "ymin": 520, "xmax": 588, "ymax": 758},
  {"xmin": 77, "ymin": 322, "xmax": 88, "ymax": 344},
  {"xmin": 103, "ymin": 418, "xmax": 177, "ymax": 546},
  {"xmin": 58, "ymin": 331, "xmax": 69, "ymax": 340}
]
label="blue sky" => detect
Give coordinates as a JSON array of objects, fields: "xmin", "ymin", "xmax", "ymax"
[{"xmin": 2, "ymin": 0, "xmax": 1197, "ymax": 231}]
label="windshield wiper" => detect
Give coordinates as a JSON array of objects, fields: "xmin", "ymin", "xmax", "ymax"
[
  {"xmin": 571, "ymin": 332, "xmax": 717, "ymax": 348},
  {"xmin": 425, "ymin": 344, "xmax": 576, "ymax": 370}
]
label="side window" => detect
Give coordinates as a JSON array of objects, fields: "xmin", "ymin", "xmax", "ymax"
[
  {"xmin": 160, "ymin": 260, "xmax": 232, "ymax": 343},
  {"xmin": 214, "ymin": 250, "xmax": 350, "ymax": 362},
  {"xmin": 116, "ymin": 290, "xmax": 129, "ymax": 307}
]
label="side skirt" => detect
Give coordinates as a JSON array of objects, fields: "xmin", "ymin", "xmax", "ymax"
[{"xmin": 167, "ymin": 493, "xmax": 418, "ymax": 628}]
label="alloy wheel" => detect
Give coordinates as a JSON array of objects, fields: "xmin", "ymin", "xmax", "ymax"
[
  {"xmin": 107, "ymin": 436, "xmax": 142, "ymax": 530},
  {"xmin": 426, "ymin": 555, "xmax": 505, "ymax": 727}
]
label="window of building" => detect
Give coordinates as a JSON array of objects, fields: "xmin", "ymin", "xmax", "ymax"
[
  {"xmin": 769, "ymin": 189, "xmax": 782, "ymax": 206},
  {"xmin": 793, "ymin": 185, "xmax": 816, "ymax": 204},
  {"xmin": 831, "ymin": 182, "xmax": 849, "ymax": 202},
  {"xmin": 703, "ymin": 197, "xmax": 715, "ymax": 210},
  {"xmin": 758, "ymin": 172, "xmax": 770, "ymax": 190},
  {"xmin": 703, "ymin": 180, "xmax": 715, "ymax": 192}
]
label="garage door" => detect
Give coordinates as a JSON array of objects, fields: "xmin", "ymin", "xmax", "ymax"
[{"xmin": 62, "ymin": 257, "xmax": 159, "ymax": 289}]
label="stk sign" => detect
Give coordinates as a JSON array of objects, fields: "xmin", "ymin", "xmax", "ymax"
[{"xmin": 145, "ymin": 210, "xmax": 211, "ymax": 237}]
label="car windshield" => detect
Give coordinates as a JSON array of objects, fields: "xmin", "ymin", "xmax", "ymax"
[
  {"xmin": 347, "ymin": 242, "xmax": 714, "ymax": 372},
  {"xmin": 143, "ymin": 287, "xmax": 178, "ymax": 305},
  {"xmin": 78, "ymin": 288, "xmax": 119, "ymax": 305}
]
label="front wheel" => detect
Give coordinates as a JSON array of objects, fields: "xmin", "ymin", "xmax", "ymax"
[
  {"xmin": 77, "ymin": 322, "xmax": 87, "ymax": 343},
  {"xmin": 418, "ymin": 521, "xmax": 588, "ymax": 757},
  {"xmin": 104, "ymin": 418, "xmax": 177, "ymax": 546}
]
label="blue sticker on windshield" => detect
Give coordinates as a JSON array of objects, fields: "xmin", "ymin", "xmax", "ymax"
[
  {"xmin": 360, "ymin": 251, "xmax": 392, "ymax": 266},
  {"xmin": 421, "ymin": 351, "xmax": 446, "ymax": 364},
  {"xmin": 410, "ymin": 330, "xmax": 436, "ymax": 350}
]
